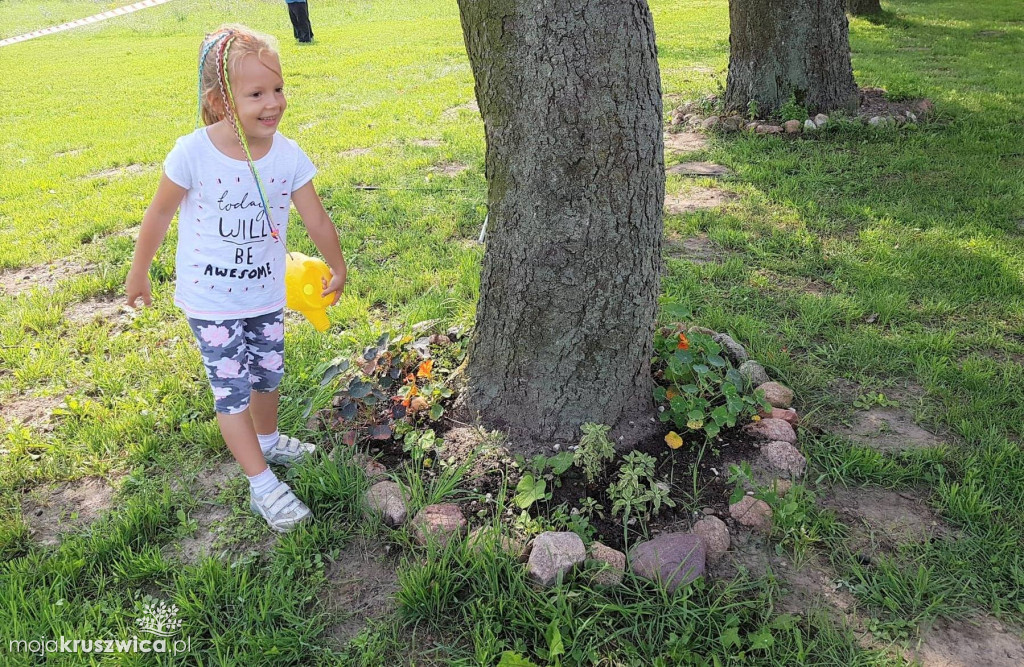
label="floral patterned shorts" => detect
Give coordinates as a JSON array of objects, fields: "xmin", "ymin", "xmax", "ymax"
[{"xmin": 186, "ymin": 310, "xmax": 285, "ymax": 414}]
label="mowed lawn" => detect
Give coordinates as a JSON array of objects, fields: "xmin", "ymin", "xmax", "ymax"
[{"xmin": 1, "ymin": 0, "xmax": 1023, "ymax": 664}]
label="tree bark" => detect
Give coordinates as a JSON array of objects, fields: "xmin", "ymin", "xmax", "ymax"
[
  {"xmin": 725, "ymin": 0, "xmax": 858, "ymax": 116},
  {"xmin": 847, "ymin": 0, "xmax": 882, "ymax": 16},
  {"xmin": 457, "ymin": 0, "xmax": 664, "ymax": 445}
]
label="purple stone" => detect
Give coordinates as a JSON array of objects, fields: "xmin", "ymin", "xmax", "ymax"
[{"xmin": 629, "ymin": 533, "xmax": 706, "ymax": 593}]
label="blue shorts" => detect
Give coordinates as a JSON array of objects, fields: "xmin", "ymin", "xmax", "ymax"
[{"xmin": 186, "ymin": 310, "xmax": 285, "ymax": 414}]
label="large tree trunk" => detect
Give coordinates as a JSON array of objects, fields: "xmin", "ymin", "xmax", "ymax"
[
  {"xmin": 847, "ymin": 0, "xmax": 882, "ymax": 16},
  {"xmin": 725, "ymin": 0, "xmax": 858, "ymax": 116},
  {"xmin": 457, "ymin": 0, "xmax": 664, "ymax": 445}
]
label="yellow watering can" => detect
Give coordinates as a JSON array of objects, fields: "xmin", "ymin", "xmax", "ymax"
[{"xmin": 285, "ymin": 252, "xmax": 334, "ymax": 332}]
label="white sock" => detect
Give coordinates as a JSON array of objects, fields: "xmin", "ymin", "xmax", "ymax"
[
  {"xmin": 257, "ymin": 430, "xmax": 280, "ymax": 454},
  {"xmin": 248, "ymin": 467, "xmax": 279, "ymax": 497}
]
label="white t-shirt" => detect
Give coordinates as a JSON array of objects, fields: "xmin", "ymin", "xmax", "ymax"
[{"xmin": 163, "ymin": 127, "xmax": 317, "ymax": 320}]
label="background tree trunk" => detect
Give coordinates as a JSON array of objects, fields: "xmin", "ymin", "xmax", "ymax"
[
  {"xmin": 725, "ymin": 0, "xmax": 858, "ymax": 116},
  {"xmin": 847, "ymin": 0, "xmax": 882, "ymax": 16},
  {"xmin": 457, "ymin": 0, "xmax": 664, "ymax": 445}
]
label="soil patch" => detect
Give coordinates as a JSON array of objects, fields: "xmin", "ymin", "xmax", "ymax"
[
  {"xmin": 823, "ymin": 486, "xmax": 946, "ymax": 555},
  {"xmin": 441, "ymin": 101, "xmax": 479, "ymax": 120},
  {"xmin": 63, "ymin": 296, "xmax": 133, "ymax": 333},
  {"xmin": 856, "ymin": 87, "xmax": 932, "ymax": 121},
  {"xmin": 665, "ymin": 188, "xmax": 738, "ymax": 215},
  {"xmin": 915, "ymin": 616, "xmax": 1024, "ymax": 666},
  {"xmin": 163, "ymin": 460, "xmax": 239, "ymax": 565},
  {"xmin": 664, "ymin": 132, "xmax": 709, "ymax": 154},
  {"xmin": 666, "ymin": 162, "xmax": 733, "ymax": 178},
  {"xmin": 322, "ymin": 536, "xmax": 400, "ymax": 648},
  {"xmin": 1, "ymin": 392, "xmax": 64, "ymax": 431},
  {"xmin": 1, "ymin": 260, "xmax": 95, "ymax": 297},
  {"xmin": 664, "ymin": 233, "xmax": 726, "ymax": 264},
  {"xmin": 838, "ymin": 408, "xmax": 944, "ymax": 453},
  {"xmin": 430, "ymin": 162, "xmax": 470, "ymax": 177},
  {"xmin": 544, "ymin": 425, "xmax": 763, "ymax": 552},
  {"xmin": 717, "ymin": 531, "xmax": 859, "ymax": 617},
  {"xmin": 85, "ymin": 164, "xmax": 154, "ymax": 179},
  {"xmin": 339, "ymin": 148, "xmax": 372, "ymax": 158},
  {"xmin": 412, "ymin": 139, "xmax": 442, "ymax": 148},
  {"xmin": 21, "ymin": 477, "xmax": 118, "ymax": 546}
]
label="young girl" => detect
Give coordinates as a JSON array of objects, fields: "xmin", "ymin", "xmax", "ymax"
[{"xmin": 126, "ymin": 25, "xmax": 346, "ymax": 532}]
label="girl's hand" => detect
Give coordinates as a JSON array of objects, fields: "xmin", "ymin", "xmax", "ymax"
[
  {"xmin": 125, "ymin": 268, "xmax": 153, "ymax": 308},
  {"xmin": 321, "ymin": 270, "xmax": 346, "ymax": 306}
]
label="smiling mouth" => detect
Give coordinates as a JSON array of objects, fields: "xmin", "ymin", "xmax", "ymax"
[{"xmin": 258, "ymin": 116, "xmax": 278, "ymax": 123}]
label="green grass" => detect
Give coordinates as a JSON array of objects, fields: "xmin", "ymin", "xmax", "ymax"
[{"xmin": 2, "ymin": 0, "xmax": 1024, "ymax": 663}]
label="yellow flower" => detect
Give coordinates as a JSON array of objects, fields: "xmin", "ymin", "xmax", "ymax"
[
  {"xmin": 751, "ymin": 415, "xmax": 762, "ymax": 422},
  {"xmin": 423, "ymin": 458, "xmax": 433, "ymax": 468},
  {"xmin": 665, "ymin": 431, "xmax": 683, "ymax": 449}
]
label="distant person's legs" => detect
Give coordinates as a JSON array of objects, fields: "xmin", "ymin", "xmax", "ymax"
[
  {"xmin": 289, "ymin": 2, "xmax": 313, "ymax": 43},
  {"xmin": 287, "ymin": 2, "xmax": 302, "ymax": 40}
]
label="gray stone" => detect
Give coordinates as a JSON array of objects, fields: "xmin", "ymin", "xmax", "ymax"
[
  {"xmin": 629, "ymin": 533, "xmax": 706, "ymax": 592},
  {"xmin": 365, "ymin": 481, "xmax": 408, "ymax": 527},
  {"xmin": 784, "ymin": 120, "xmax": 802, "ymax": 134},
  {"xmin": 813, "ymin": 113, "xmax": 829, "ymax": 127},
  {"xmin": 411, "ymin": 503, "xmax": 466, "ymax": 546},
  {"xmin": 729, "ymin": 496, "xmax": 772, "ymax": 532},
  {"xmin": 738, "ymin": 360, "xmax": 770, "ymax": 387},
  {"xmin": 527, "ymin": 531, "xmax": 586, "ymax": 586},
  {"xmin": 588, "ymin": 541, "xmax": 626, "ymax": 586},
  {"xmin": 869, "ymin": 116, "xmax": 883, "ymax": 126},
  {"xmin": 352, "ymin": 453, "xmax": 388, "ymax": 482},
  {"xmin": 756, "ymin": 381, "xmax": 794, "ymax": 408},
  {"xmin": 804, "ymin": 119, "xmax": 817, "ymax": 132},
  {"xmin": 761, "ymin": 441, "xmax": 806, "ymax": 479},
  {"xmin": 687, "ymin": 325, "xmax": 718, "ymax": 337},
  {"xmin": 744, "ymin": 418, "xmax": 797, "ymax": 444},
  {"xmin": 713, "ymin": 333, "xmax": 748, "ymax": 364},
  {"xmin": 720, "ymin": 116, "xmax": 744, "ymax": 132},
  {"xmin": 756, "ymin": 125, "xmax": 783, "ymax": 135},
  {"xmin": 690, "ymin": 516, "xmax": 730, "ymax": 563},
  {"xmin": 701, "ymin": 115, "xmax": 720, "ymax": 130}
]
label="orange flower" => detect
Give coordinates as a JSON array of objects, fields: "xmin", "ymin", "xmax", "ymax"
[
  {"xmin": 401, "ymin": 381, "xmax": 419, "ymax": 407},
  {"xmin": 677, "ymin": 333, "xmax": 690, "ymax": 350},
  {"xmin": 417, "ymin": 359, "xmax": 434, "ymax": 379}
]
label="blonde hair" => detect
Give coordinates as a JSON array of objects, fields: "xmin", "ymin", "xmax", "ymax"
[{"xmin": 198, "ymin": 24, "xmax": 281, "ymax": 126}]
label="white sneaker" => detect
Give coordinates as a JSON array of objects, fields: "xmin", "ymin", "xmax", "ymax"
[
  {"xmin": 250, "ymin": 482, "xmax": 312, "ymax": 533},
  {"xmin": 263, "ymin": 434, "xmax": 316, "ymax": 466}
]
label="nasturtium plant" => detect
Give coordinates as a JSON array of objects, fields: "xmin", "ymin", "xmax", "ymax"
[{"xmin": 653, "ymin": 328, "xmax": 770, "ymax": 439}]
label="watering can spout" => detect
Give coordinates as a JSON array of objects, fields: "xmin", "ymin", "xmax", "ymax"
[
  {"xmin": 285, "ymin": 252, "xmax": 334, "ymax": 331},
  {"xmin": 301, "ymin": 309, "xmax": 331, "ymax": 332}
]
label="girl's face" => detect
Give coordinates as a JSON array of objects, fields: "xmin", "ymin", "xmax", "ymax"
[{"xmin": 229, "ymin": 52, "xmax": 286, "ymax": 142}]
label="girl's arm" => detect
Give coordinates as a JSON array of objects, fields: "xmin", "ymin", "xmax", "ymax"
[
  {"xmin": 292, "ymin": 180, "xmax": 347, "ymax": 304},
  {"xmin": 126, "ymin": 174, "xmax": 187, "ymax": 307}
]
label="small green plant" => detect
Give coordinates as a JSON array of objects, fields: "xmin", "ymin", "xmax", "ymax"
[
  {"xmin": 606, "ymin": 451, "xmax": 675, "ymax": 522},
  {"xmin": 853, "ymin": 392, "xmax": 898, "ymax": 410},
  {"xmin": 779, "ymin": 93, "xmax": 808, "ymax": 122},
  {"xmin": 512, "ymin": 451, "xmax": 574, "ymax": 509},
  {"xmin": 746, "ymin": 98, "xmax": 760, "ymax": 120},
  {"xmin": 578, "ymin": 496, "xmax": 605, "ymax": 520},
  {"xmin": 574, "ymin": 422, "xmax": 616, "ymax": 484}
]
